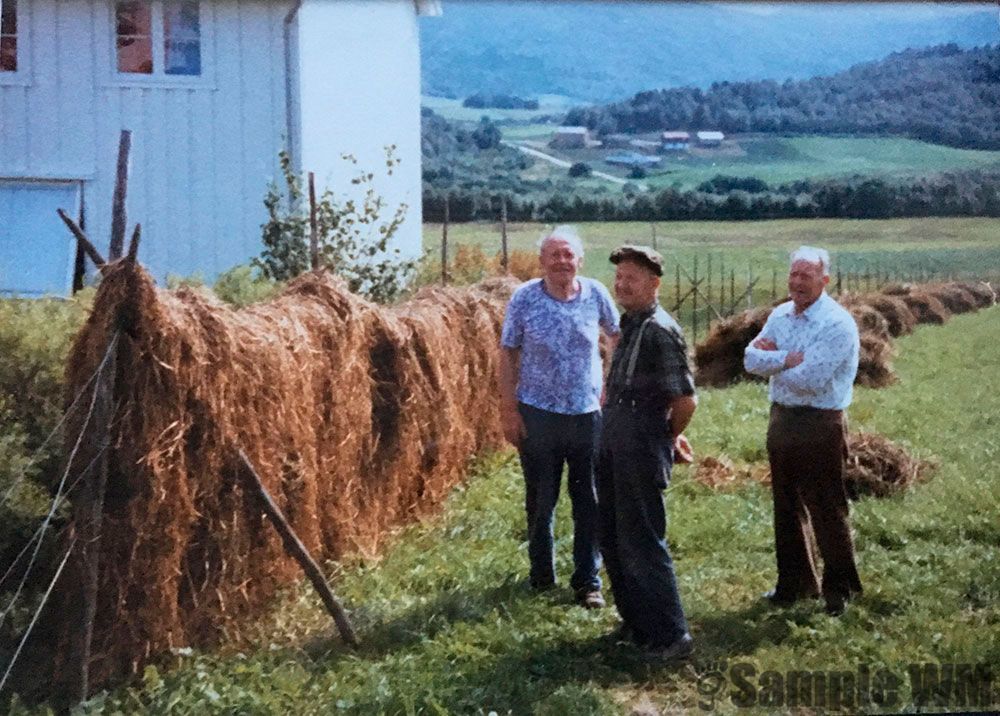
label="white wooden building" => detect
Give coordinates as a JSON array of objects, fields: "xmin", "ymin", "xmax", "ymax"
[{"xmin": 0, "ymin": 0, "xmax": 436, "ymax": 296}]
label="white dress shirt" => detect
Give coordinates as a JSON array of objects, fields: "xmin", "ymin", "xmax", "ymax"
[{"xmin": 743, "ymin": 292, "xmax": 860, "ymax": 410}]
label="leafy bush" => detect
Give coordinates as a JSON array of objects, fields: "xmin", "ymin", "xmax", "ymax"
[
  {"xmin": 212, "ymin": 265, "xmax": 281, "ymax": 307},
  {"xmin": 256, "ymin": 149, "xmax": 416, "ymax": 304},
  {"xmin": 568, "ymin": 162, "xmax": 592, "ymax": 178}
]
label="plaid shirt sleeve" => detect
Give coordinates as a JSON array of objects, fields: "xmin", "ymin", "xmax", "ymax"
[{"xmin": 645, "ymin": 325, "xmax": 696, "ymax": 398}]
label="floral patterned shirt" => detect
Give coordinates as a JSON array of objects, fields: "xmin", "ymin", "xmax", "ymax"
[
  {"xmin": 744, "ymin": 291, "xmax": 860, "ymax": 410},
  {"xmin": 501, "ymin": 277, "xmax": 620, "ymax": 415}
]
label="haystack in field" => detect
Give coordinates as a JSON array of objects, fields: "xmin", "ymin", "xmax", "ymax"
[
  {"xmin": 925, "ymin": 283, "xmax": 978, "ymax": 315},
  {"xmin": 856, "ymin": 334, "xmax": 896, "ymax": 388},
  {"xmin": 844, "ymin": 432, "xmax": 933, "ymax": 499},
  {"xmin": 693, "ymin": 307, "xmax": 771, "ymax": 387},
  {"xmin": 952, "ymin": 281, "xmax": 996, "ymax": 309},
  {"xmin": 845, "ymin": 302, "xmax": 891, "ymax": 343},
  {"xmin": 52, "ymin": 264, "xmax": 513, "ymax": 688},
  {"xmin": 899, "ymin": 290, "xmax": 951, "ymax": 324},
  {"xmin": 860, "ymin": 294, "xmax": 915, "ymax": 337}
]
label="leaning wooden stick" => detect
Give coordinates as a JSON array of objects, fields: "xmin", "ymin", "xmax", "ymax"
[
  {"xmin": 57, "ymin": 209, "xmax": 107, "ymax": 268},
  {"xmin": 236, "ymin": 448, "xmax": 359, "ymax": 647},
  {"xmin": 126, "ymin": 224, "xmax": 142, "ymax": 265}
]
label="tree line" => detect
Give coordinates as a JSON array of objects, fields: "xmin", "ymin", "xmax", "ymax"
[
  {"xmin": 564, "ymin": 44, "xmax": 1000, "ymax": 150},
  {"xmin": 423, "ymin": 170, "xmax": 1000, "ymax": 223}
]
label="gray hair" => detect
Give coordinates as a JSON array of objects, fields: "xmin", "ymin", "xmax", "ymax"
[
  {"xmin": 790, "ymin": 245, "xmax": 830, "ymax": 277},
  {"xmin": 538, "ymin": 225, "xmax": 584, "ymax": 258}
]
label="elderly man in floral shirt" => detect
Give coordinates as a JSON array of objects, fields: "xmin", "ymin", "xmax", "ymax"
[{"xmin": 499, "ymin": 225, "xmax": 620, "ymax": 609}]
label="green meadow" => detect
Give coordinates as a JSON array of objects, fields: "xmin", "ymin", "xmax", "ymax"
[{"xmin": 501, "ymin": 133, "xmax": 1000, "ymax": 191}]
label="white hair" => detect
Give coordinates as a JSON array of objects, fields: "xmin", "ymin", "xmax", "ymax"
[
  {"xmin": 538, "ymin": 225, "xmax": 584, "ymax": 258},
  {"xmin": 790, "ymin": 245, "xmax": 831, "ymax": 277}
]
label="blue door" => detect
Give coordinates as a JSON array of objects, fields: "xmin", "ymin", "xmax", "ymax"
[{"xmin": 0, "ymin": 181, "xmax": 81, "ymax": 296}]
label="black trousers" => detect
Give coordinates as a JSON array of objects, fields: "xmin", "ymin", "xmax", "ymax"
[
  {"xmin": 596, "ymin": 402, "xmax": 688, "ymax": 648},
  {"xmin": 517, "ymin": 403, "xmax": 602, "ymax": 593}
]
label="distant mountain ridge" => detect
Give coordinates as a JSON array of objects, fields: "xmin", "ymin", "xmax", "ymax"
[
  {"xmin": 420, "ymin": 2, "xmax": 997, "ymax": 103},
  {"xmin": 566, "ymin": 44, "xmax": 1000, "ymax": 150}
]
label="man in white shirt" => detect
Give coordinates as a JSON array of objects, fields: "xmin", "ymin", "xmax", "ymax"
[{"xmin": 744, "ymin": 246, "xmax": 862, "ymax": 616}]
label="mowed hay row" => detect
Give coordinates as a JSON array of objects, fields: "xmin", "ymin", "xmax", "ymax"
[
  {"xmin": 693, "ymin": 307, "xmax": 772, "ymax": 388},
  {"xmin": 691, "ymin": 433, "xmax": 933, "ymax": 501},
  {"xmin": 52, "ymin": 265, "xmax": 515, "ymax": 688},
  {"xmin": 844, "ymin": 432, "xmax": 935, "ymax": 499}
]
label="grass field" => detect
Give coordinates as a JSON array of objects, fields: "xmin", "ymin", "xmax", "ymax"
[
  {"xmin": 500, "ymin": 134, "xmax": 1000, "ymax": 191},
  {"xmin": 71, "ymin": 298, "xmax": 1000, "ymax": 715},
  {"xmin": 423, "ymin": 218, "xmax": 1000, "ymax": 339}
]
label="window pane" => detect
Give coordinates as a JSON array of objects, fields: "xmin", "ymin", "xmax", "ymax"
[
  {"xmin": 164, "ymin": 1, "xmax": 199, "ymax": 40},
  {"xmin": 118, "ymin": 36, "xmax": 152, "ymax": 73},
  {"xmin": 164, "ymin": 1, "xmax": 200, "ymax": 75},
  {"xmin": 1, "ymin": 0, "xmax": 16, "ymax": 36},
  {"xmin": 164, "ymin": 40, "xmax": 200, "ymax": 75},
  {"xmin": 116, "ymin": 1, "xmax": 151, "ymax": 38},
  {"xmin": 0, "ymin": 36, "xmax": 15, "ymax": 72}
]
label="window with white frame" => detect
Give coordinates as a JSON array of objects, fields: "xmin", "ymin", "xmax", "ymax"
[
  {"xmin": 1, "ymin": 0, "xmax": 18, "ymax": 72},
  {"xmin": 115, "ymin": 0, "xmax": 201, "ymax": 77}
]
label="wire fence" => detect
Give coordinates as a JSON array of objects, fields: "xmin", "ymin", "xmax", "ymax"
[{"xmin": 0, "ymin": 331, "xmax": 119, "ymax": 698}]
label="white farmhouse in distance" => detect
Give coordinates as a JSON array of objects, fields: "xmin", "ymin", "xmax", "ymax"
[
  {"xmin": 0, "ymin": 0, "xmax": 439, "ymax": 296},
  {"xmin": 696, "ymin": 130, "xmax": 725, "ymax": 147}
]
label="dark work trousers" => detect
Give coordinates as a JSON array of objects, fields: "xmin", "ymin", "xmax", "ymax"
[
  {"xmin": 766, "ymin": 404, "xmax": 863, "ymax": 603},
  {"xmin": 517, "ymin": 402, "xmax": 602, "ymax": 594},
  {"xmin": 596, "ymin": 401, "xmax": 688, "ymax": 648}
]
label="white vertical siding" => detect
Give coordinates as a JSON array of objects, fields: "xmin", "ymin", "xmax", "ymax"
[
  {"xmin": 0, "ymin": 0, "xmax": 291, "ymax": 285},
  {"xmin": 296, "ymin": 0, "xmax": 424, "ymax": 260}
]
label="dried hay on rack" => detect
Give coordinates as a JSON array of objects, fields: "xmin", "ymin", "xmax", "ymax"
[
  {"xmin": 899, "ymin": 290, "xmax": 951, "ymax": 325},
  {"xmin": 924, "ymin": 283, "xmax": 979, "ymax": 315},
  {"xmin": 50, "ymin": 264, "xmax": 514, "ymax": 689},
  {"xmin": 856, "ymin": 333, "xmax": 896, "ymax": 388},
  {"xmin": 693, "ymin": 307, "xmax": 771, "ymax": 387},
  {"xmin": 844, "ymin": 432, "xmax": 934, "ymax": 499},
  {"xmin": 951, "ymin": 281, "xmax": 996, "ymax": 309},
  {"xmin": 859, "ymin": 294, "xmax": 915, "ymax": 338}
]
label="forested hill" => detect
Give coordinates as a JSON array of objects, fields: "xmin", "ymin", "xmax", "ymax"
[
  {"xmin": 565, "ymin": 45, "xmax": 1000, "ymax": 150},
  {"xmin": 420, "ymin": 2, "xmax": 997, "ymax": 102}
]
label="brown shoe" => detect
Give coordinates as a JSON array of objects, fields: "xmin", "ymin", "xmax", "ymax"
[{"xmin": 577, "ymin": 590, "xmax": 606, "ymax": 609}]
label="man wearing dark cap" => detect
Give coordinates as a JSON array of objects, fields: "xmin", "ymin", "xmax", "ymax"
[{"xmin": 597, "ymin": 244, "xmax": 698, "ymax": 659}]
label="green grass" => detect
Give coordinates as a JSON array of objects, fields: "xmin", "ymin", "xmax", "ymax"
[
  {"xmin": 498, "ymin": 134, "xmax": 1000, "ymax": 190},
  {"xmin": 56, "ymin": 301, "xmax": 1000, "ymax": 714}
]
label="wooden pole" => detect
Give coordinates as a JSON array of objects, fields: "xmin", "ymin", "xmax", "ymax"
[
  {"xmin": 441, "ymin": 196, "xmax": 450, "ymax": 285},
  {"xmin": 126, "ymin": 224, "xmax": 142, "ymax": 266},
  {"xmin": 236, "ymin": 450, "xmax": 359, "ymax": 647},
  {"xmin": 69, "ymin": 333, "xmax": 118, "ymax": 703},
  {"xmin": 500, "ymin": 196, "xmax": 509, "ymax": 273},
  {"xmin": 675, "ymin": 263, "xmax": 681, "ymax": 313},
  {"xmin": 746, "ymin": 261, "xmax": 753, "ymax": 309},
  {"xmin": 57, "ymin": 209, "xmax": 107, "ymax": 268},
  {"xmin": 108, "ymin": 130, "xmax": 132, "ymax": 260},
  {"xmin": 729, "ymin": 269, "xmax": 735, "ymax": 316},
  {"xmin": 72, "ymin": 190, "xmax": 87, "ymax": 293},
  {"xmin": 692, "ymin": 256, "xmax": 699, "ymax": 342},
  {"xmin": 650, "ymin": 222, "xmax": 657, "ymax": 250},
  {"xmin": 308, "ymin": 172, "xmax": 319, "ymax": 271}
]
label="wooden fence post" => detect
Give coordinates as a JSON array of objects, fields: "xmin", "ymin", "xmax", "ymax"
[
  {"xmin": 692, "ymin": 256, "xmax": 699, "ymax": 343},
  {"xmin": 108, "ymin": 130, "xmax": 132, "ymax": 260},
  {"xmin": 500, "ymin": 196, "xmax": 509, "ymax": 274},
  {"xmin": 309, "ymin": 172, "xmax": 319, "ymax": 271},
  {"xmin": 441, "ymin": 197, "xmax": 449, "ymax": 286},
  {"xmin": 68, "ymin": 332, "xmax": 117, "ymax": 705}
]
